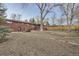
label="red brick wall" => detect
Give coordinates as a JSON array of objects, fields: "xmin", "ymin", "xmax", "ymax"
[
  {"xmin": 5, "ymin": 20, "xmax": 47, "ymax": 32},
  {"xmin": 8, "ymin": 22, "xmax": 32, "ymax": 32}
]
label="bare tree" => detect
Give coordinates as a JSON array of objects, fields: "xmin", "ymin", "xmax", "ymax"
[
  {"xmin": 51, "ymin": 12, "xmax": 56, "ymax": 25},
  {"xmin": 57, "ymin": 18, "xmax": 64, "ymax": 26},
  {"xmin": 10, "ymin": 14, "xmax": 16, "ymax": 20},
  {"xmin": 59, "ymin": 3, "xmax": 76, "ymax": 25},
  {"xmin": 69, "ymin": 3, "xmax": 75, "ymax": 26},
  {"xmin": 17, "ymin": 14, "xmax": 21, "ymax": 20},
  {"xmin": 59, "ymin": 4, "xmax": 69, "ymax": 25},
  {"xmin": 11, "ymin": 14, "xmax": 21, "ymax": 20},
  {"xmin": 25, "ymin": 19, "xmax": 28, "ymax": 22},
  {"xmin": 74, "ymin": 9, "xmax": 79, "ymax": 24},
  {"xmin": 29, "ymin": 18, "xmax": 35, "ymax": 24},
  {"xmin": 43, "ymin": 18, "xmax": 49, "ymax": 25},
  {"xmin": 60, "ymin": 3, "xmax": 79, "ymax": 31},
  {"xmin": 34, "ymin": 16, "xmax": 41, "ymax": 24},
  {"xmin": 36, "ymin": 3, "xmax": 58, "ymax": 31},
  {"xmin": 74, "ymin": 6, "xmax": 79, "ymax": 31}
]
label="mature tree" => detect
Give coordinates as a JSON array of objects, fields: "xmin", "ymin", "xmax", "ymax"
[
  {"xmin": 57, "ymin": 18, "xmax": 64, "ymax": 25},
  {"xmin": 0, "ymin": 3, "xmax": 10, "ymax": 42},
  {"xmin": 69, "ymin": 4, "xmax": 75, "ymax": 26},
  {"xmin": 10, "ymin": 14, "xmax": 16, "ymax": 20},
  {"xmin": 46, "ymin": 21, "xmax": 50, "ymax": 25},
  {"xmin": 29, "ymin": 18, "xmax": 35, "ymax": 24},
  {"xmin": 60, "ymin": 3, "xmax": 79, "ymax": 31},
  {"xmin": 0, "ymin": 3, "xmax": 7, "ymax": 24},
  {"xmin": 34, "ymin": 16, "xmax": 49, "ymax": 25},
  {"xmin": 74, "ymin": 7, "xmax": 79, "ymax": 31},
  {"xmin": 35, "ymin": 16, "xmax": 41, "ymax": 24},
  {"xmin": 11, "ymin": 14, "xmax": 21, "ymax": 20},
  {"xmin": 43, "ymin": 18, "xmax": 49, "ymax": 25},
  {"xmin": 36, "ymin": 3, "xmax": 58, "ymax": 31},
  {"xmin": 51, "ymin": 12, "xmax": 56, "ymax": 25},
  {"xmin": 17, "ymin": 14, "xmax": 21, "ymax": 20},
  {"xmin": 74, "ymin": 12, "xmax": 79, "ymax": 25},
  {"xmin": 25, "ymin": 19, "xmax": 28, "ymax": 22},
  {"xmin": 59, "ymin": 4, "xmax": 69, "ymax": 25}
]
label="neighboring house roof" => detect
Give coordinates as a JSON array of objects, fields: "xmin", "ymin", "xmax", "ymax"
[
  {"xmin": 5, "ymin": 19, "xmax": 40, "ymax": 26},
  {"xmin": 5, "ymin": 19, "xmax": 31, "ymax": 24}
]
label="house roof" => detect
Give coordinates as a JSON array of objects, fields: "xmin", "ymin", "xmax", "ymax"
[{"xmin": 5, "ymin": 19, "xmax": 40, "ymax": 26}]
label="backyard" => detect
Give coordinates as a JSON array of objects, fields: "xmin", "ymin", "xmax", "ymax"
[{"xmin": 0, "ymin": 31, "xmax": 79, "ymax": 56}]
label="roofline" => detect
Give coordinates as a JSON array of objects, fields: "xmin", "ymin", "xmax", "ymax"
[{"xmin": 5, "ymin": 19, "xmax": 41, "ymax": 25}]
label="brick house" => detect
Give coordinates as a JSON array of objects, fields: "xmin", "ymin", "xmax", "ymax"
[{"xmin": 5, "ymin": 19, "xmax": 43, "ymax": 32}]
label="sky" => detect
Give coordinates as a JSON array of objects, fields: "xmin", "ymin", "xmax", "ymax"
[
  {"xmin": 4, "ymin": 3, "xmax": 64, "ymax": 25},
  {"xmin": 5, "ymin": 4, "xmax": 38, "ymax": 20}
]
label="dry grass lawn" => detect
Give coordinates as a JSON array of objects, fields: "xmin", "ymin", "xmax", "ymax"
[{"xmin": 0, "ymin": 31, "xmax": 79, "ymax": 56}]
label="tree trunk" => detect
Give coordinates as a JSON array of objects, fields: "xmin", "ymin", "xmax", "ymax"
[
  {"xmin": 77, "ymin": 19, "xmax": 79, "ymax": 32},
  {"xmin": 67, "ymin": 17, "xmax": 69, "ymax": 25},
  {"xmin": 40, "ymin": 11, "xmax": 44, "ymax": 31},
  {"xmin": 68, "ymin": 18, "xmax": 72, "ymax": 32},
  {"xmin": 40, "ymin": 18, "xmax": 43, "ymax": 31},
  {"xmin": 40, "ymin": 23, "xmax": 43, "ymax": 31}
]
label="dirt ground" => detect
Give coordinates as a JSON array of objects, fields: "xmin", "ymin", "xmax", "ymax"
[{"xmin": 0, "ymin": 31, "xmax": 79, "ymax": 56}]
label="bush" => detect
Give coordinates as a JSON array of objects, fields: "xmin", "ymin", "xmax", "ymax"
[{"xmin": 0, "ymin": 26, "xmax": 10, "ymax": 43}]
